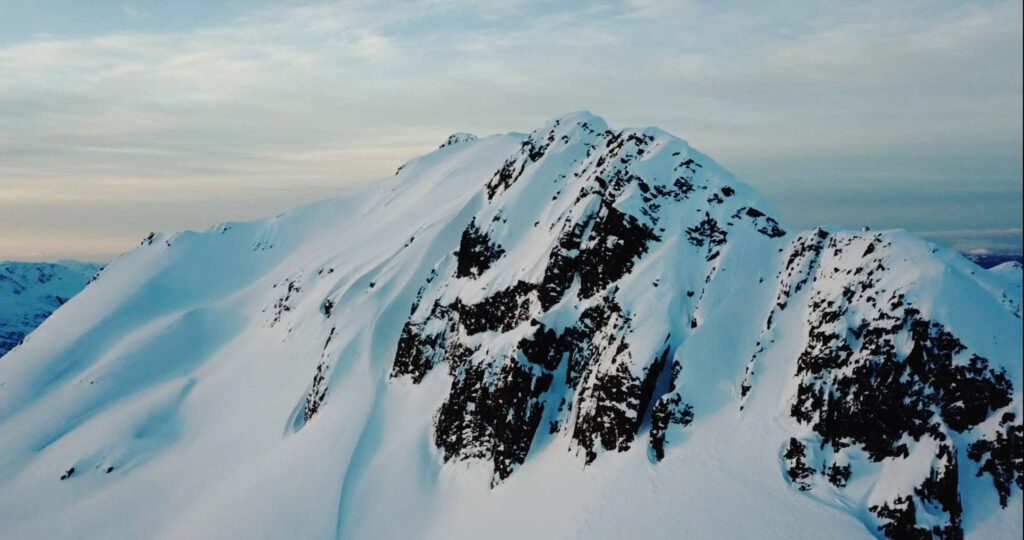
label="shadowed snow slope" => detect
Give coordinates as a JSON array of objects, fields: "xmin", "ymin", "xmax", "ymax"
[{"xmin": 0, "ymin": 113, "xmax": 1020, "ymax": 539}]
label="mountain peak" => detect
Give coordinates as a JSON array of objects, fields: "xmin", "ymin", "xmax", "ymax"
[
  {"xmin": 0, "ymin": 114, "xmax": 1019, "ymax": 540},
  {"xmin": 438, "ymin": 132, "xmax": 478, "ymax": 148}
]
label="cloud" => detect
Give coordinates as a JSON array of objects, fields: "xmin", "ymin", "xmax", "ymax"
[
  {"xmin": 919, "ymin": 228, "xmax": 1023, "ymax": 254},
  {"xmin": 0, "ymin": 0, "xmax": 1020, "ymax": 260},
  {"xmin": 122, "ymin": 5, "xmax": 148, "ymax": 19}
]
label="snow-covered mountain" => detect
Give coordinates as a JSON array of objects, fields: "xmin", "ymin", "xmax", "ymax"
[
  {"xmin": 0, "ymin": 113, "xmax": 1019, "ymax": 539},
  {"xmin": 0, "ymin": 261, "xmax": 103, "ymax": 358}
]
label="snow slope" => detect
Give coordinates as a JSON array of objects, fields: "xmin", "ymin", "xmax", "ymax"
[
  {"xmin": 0, "ymin": 261, "xmax": 103, "ymax": 358},
  {"xmin": 0, "ymin": 113, "xmax": 1019, "ymax": 539}
]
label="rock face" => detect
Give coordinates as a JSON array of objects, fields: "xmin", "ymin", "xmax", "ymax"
[
  {"xmin": 0, "ymin": 113, "xmax": 1019, "ymax": 539},
  {"xmin": 769, "ymin": 231, "xmax": 1016, "ymax": 538},
  {"xmin": 384, "ymin": 116, "xmax": 1021, "ymax": 538},
  {"xmin": 391, "ymin": 115, "xmax": 781, "ymax": 481},
  {"xmin": 439, "ymin": 132, "xmax": 478, "ymax": 149},
  {"xmin": 0, "ymin": 261, "xmax": 102, "ymax": 357}
]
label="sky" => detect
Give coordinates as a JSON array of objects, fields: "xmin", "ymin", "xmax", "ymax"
[{"xmin": 0, "ymin": 0, "xmax": 1021, "ymax": 261}]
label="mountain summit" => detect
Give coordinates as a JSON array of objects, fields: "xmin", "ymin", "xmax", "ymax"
[{"xmin": 0, "ymin": 113, "xmax": 1019, "ymax": 539}]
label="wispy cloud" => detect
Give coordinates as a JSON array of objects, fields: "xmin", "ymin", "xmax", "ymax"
[
  {"xmin": 919, "ymin": 228, "xmax": 1023, "ymax": 254},
  {"xmin": 122, "ymin": 5, "xmax": 148, "ymax": 19},
  {"xmin": 0, "ymin": 0, "xmax": 1020, "ymax": 260}
]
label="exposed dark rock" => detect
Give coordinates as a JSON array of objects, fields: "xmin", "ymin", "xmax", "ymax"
[
  {"xmin": 486, "ymin": 121, "xmax": 560, "ymax": 199},
  {"xmin": 321, "ymin": 298, "xmax": 335, "ymax": 318},
  {"xmin": 539, "ymin": 202, "xmax": 659, "ymax": 308},
  {"xmin": 304, "ymin": 361, "xmax": 329, "ymax": 422},
  {"xmin": 781, "ymin": 235, "xmax": 1014, "ymax": 536},
  {"xmin": 383, "ymin": 120, "xmax": 1019, "ymax": 538},
  {"xmin": 391, "ymin": 278, "xmax": 539, "ymax": 385},
  {"xmin": 871, "ymin": 454, "xmax": 965, "ymax": 540},
  {"xmin": 968, "ymin": 412, "xmax": 1023, "ymax": 507},
  {"xmin": 518, "ymin": 323, "xmax": 564, "ymax": 371},
  {"xmin": 539, "ymin": 216, "xmax": 589, "ymax": 309},
  {"xmin": 827, "ymin": 463, "xmax": 851, "ymax": 488},
  {"xmin": 686, "ymin": 212, "xmax": 727, "ymax": 250},
  {"xmin": 560, "ymin": 296, "xmax": 626, "ymax": 389},
  {"xmin": 457, "ymin": 281, "xmax": 536, "ymax": 335},
  {"xmin": 575, "ymin": 204, "xmax": 659, "ymax": 299},
  {"xmin": 268, "ymin": 278, "xmax": 302, "ymax": 327},
  {"xmin": 911, "ymin": 443, "xmax": 963, "ymax": 539},
  {"xmin": 572, "ymin": 358, "xmax": 639, "ymax": 463},
  {"xmin": 871, "ymin": 496, "xmax": 931, "ymax": 540},
  {"xmin": 456, "ymin": 220, "xmax": 506, "ymax": 279},
  {"xmin": 649, "ymin": 390, "xmax": 693, "ymax": 461},
  {"xmin": 439, "ymin": 133, "xmax": 478, "ymax": 148},
  {"xmin": 792, "ymin": 304, "xmax": 1012, "ymax": 461},
  {"xmin": 783, "ymin": 438, "xmax": 814, "ymax": 491},
  {"xmin": 435, "ymin": 358, "xmax": 552, "ymax": 484},
  {"xmin": 391, "ymin": 300, "xmax": 461, "ymax": 383}
]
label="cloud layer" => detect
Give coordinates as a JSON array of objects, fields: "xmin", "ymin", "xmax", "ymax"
[{"xmin": 1, "ymin": 0, "xmax": 1021, "ymax": 260}]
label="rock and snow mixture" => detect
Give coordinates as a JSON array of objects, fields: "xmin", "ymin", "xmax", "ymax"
[{"xmin": 0, "ymin": 113, "xmax": 1019, "ymax": 539}]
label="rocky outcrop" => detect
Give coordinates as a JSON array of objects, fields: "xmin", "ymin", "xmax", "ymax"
[{"xmin": 383, "ymin": 118, "xmax": 1021, "ymax": 540}]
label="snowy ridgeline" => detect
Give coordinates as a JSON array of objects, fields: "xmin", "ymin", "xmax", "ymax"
[
  {"xmin": 0, "ymin": 261, "xmax": 103, "ymax": 358},
  {"xmin": 0, "ymin": 113, "xmax": 1020, "ymax": 539}
]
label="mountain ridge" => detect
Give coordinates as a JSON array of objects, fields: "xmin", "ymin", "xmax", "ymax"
[{"xmin": 0, "ymin": 112, "xmax": 1019, "ymax": 539}]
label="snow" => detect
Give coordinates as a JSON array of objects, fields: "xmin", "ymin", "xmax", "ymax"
[{"xmin": 0, "ymin": 113, "xmax": 1019, "ymax": 539}]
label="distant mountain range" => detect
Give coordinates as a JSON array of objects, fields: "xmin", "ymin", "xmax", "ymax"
[
  {"xmin": 0, "ymin": 261, "xmax": 103, "ymax": 358},
  {"xmin": 965, "ymin": 252, "xmax": 1023, "ymax": 269}
]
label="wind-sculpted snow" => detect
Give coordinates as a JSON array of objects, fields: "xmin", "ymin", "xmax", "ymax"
[{"xmin": 0, "ymin": 113, "xmax": 1019, "ymax": 539}]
